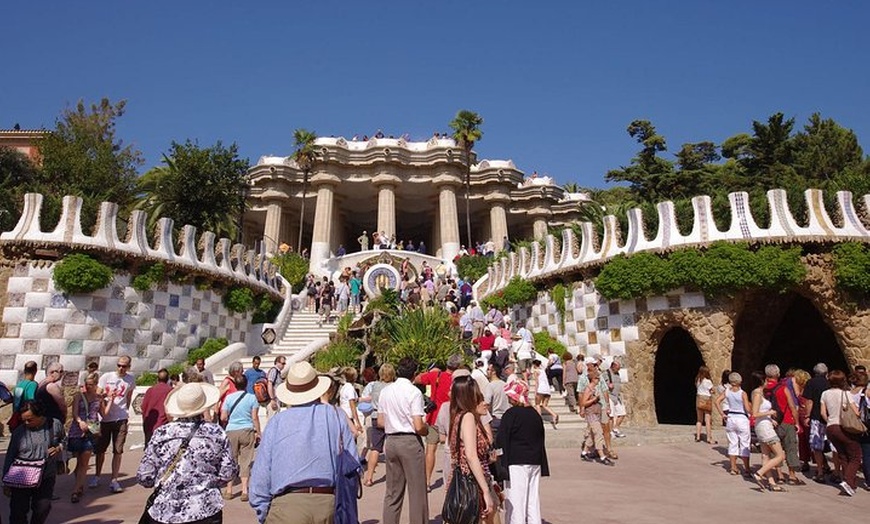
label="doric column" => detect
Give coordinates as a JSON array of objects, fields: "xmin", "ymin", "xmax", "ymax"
[
  {"xmin": 437, "ymin": 184, "xmax": 461, "ymax": 261},
  {"xmin": 533, "ymin": 217, "xmax": 549, "ymax": 240},
  {"xmin": 309, "ymin": 174, "xmax": 341, "ymax": 271},
  {"xmin": 373, "ymin": 173, "xmax": 400, "ymax": 239},
  {"xmin": 263, "ymin": 201, "xmax": 283, "ymax": 255},
  {"xmin": 489, "ymin": 201, "xmax": 509, "ymax": 251}
]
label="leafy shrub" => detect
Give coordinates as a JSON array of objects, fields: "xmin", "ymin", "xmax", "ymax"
[
  {"xmin": 131, "ymin": 262, "xmax": 166, "ymax": 292},
  {"xmin": 533, "ymin": 331, "xmax": 567, "ymax": 357},
  {"xmin": 53, "ymin": 253, "xmax": 114, "ymax": 294},
  {"xmin": 313, "ymin": 339, "xmax": 364, "ymax": 372},
  {"xmin": 595, "ymin": 242, "xmax": 805, "ymax": 300},
  {"xmin": 833, "ymin": 242, "xmax": 870, "ymax": 295},
  {"xmin": 271, "ymin": 252, "xmax": 309, "ymax": 293},
  {"xmin": 252, "ymin": 295, "xmax": 283, "ymax": 324},
  {"xmin": 551, "ymin": 283, "xmax": 568, "ymax": 319},
  {"xmin": 223, "ymin": 287, "xmax": 255, "ymax": 313},
  {"xmin": 502, "ymin": 277, "xmax": 537, "ymax": 306},
  {"xmin": 455, "ymin": 254, "xmax": 492, "ymax": 282},
  {"xmin": 187, "ymin": 337, "xmax": 229, "ymax": 365},
  {"xmin": 379, "ymin": 307, "xmax": 461, "ymax": 369}
]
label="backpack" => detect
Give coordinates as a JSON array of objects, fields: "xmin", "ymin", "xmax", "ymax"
[
  {"xmin": 252, "ymin": 378, "xmax": 271, "ymax": 404},
  {"xmin": 492, "ymin": 347, "xmax": 510, "ymax": 371},
  {"xmin": 763, "ymin": 381, "xmax": 787, "ymax": 422}
]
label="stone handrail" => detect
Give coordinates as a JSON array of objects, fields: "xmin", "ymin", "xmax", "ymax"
[
  {"xmin": 0, "ymin": 193, "xmax": 281, "ymax": 296},
  {"xmin": 474, "ymin": 189, "xmax": 870, "ymax": 298}
]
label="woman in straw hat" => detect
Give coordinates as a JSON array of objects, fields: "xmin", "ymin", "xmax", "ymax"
[
  {"xmin": 249, "ymin": 361, "xmax": 359, "ymax": 524},
  {"xmin": 137, "ymin": 382, "xmax": 238, "ymax": 524}
]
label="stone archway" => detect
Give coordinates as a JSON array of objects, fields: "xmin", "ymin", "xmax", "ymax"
[{"xmin": 654, "ymin": 327, "xmax": 705, "ymax": 424}]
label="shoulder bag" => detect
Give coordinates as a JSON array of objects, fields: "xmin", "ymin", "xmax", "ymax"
[
  {"xmin": 442, "ymin": 413, "xmax": 481, "ymax": 524},
  {"xmin": 840, "ymin": 391, "xmax": 867, "ymax": 435},
  {"xmin": 138, "ymin": 420, "xmax": 203, "ymax": 524},
  {"xmin": 3, "ymin": 421, "xmax": 59, "ymax": 489},
  {"xmin": 329, "ymin": 406, "xmax": 362, "ymax": 524},
  {"xmin": 423, "ymin": 371, "xmax": 441, "ymax": 414}
]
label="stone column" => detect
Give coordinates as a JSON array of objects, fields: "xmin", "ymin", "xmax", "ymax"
[
  {"xmin": 309, "ymin": 174, "xmax": 340, "ymax": 272},
  {"xmin": 533, "ymin": 217, "xmax": 548, "ymax": 240},
  {"xmin": 438, "ymin": 185, "xmax": 461, "ymax": 261},
  {"xmin": 489, "ymin": 201, "xmax": 509, "ymax": 251},
  {"xmin": 377, "ymin": 185, "xmax": 396, "ymax": 238},
  {"xmin": 263, "ymin": 201, "xmax": 283, "ymax": 255}
]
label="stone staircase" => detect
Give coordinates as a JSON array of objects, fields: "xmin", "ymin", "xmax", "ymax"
[{"xmin": 213, "ymin": 311, "xmax": 336, "ymax": 385}]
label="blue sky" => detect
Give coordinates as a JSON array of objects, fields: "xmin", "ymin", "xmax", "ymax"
[{"xmin": 2, "ymin": 2, "xmax": 868, "ymax": 188}]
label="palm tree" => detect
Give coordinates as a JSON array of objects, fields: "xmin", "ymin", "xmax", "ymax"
[
  {"xmin": 449, "ymin": 110, "xmax": 483, "ymax": 250},
  {"xmin": 562, "ymin": 182, "xmax": 582, "ymax": 193},
  {"xmin": 292, "ymin": 128, "xmax": 318, "ymax": 254}
]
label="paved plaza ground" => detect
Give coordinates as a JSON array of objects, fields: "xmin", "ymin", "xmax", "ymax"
[{"xmin": 0, "ymin": 426, "xmax": 866, "ymax": 523}]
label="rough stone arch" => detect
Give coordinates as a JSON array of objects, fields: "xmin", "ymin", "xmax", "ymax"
[{"xmin": 623, "ymin": 305, "xmax": 737, "ymax": 425}]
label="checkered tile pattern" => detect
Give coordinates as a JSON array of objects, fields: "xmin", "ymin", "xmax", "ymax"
[
  {"xmin": 514, "ymin": 280, "xmax": 706, "ymax": 366},
  {"xmin": 0, "ymin": 262, "xmax": 251, "ymax": 378}
]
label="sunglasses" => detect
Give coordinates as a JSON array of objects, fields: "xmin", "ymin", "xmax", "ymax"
[{"xmin": 117, "ymin": 364, "xmax": 130, "ymax": 369}]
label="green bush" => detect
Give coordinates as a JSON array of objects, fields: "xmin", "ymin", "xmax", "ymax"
[
  {"xmin": 455, "ymin": 255, "xmax": 492, "ymax": 282},
  {"xmin": 595, "ymin": 242, "xmax": 806, "ymax": 300},
  {"xmin": 132, "ymin": 262, "xmax": 166, "ymax": 292},
  {"xmin": 551, "ymin": 283, "xmax": 568, "ymax": 319},
  {"xmin": 251, "ymin": 295, "xmax": 282, "ymax": 324},
  {"xmin": 187, "ymin": 337, "xmax": 229, "ymax": 365},
  {"xmin": 313, "ymin": 339, "xmax": 364, "ymax": 372},
  {"xmin": 502, "ymin": 277, "xmax": 537, "ymax": 305},
  {"xmin": 379, "ymin": 307, "xmax": 461, "ymax": 369},
  {"xmin": 53, "ymin": 253, "xmax": 114, "ymax": 294},
  {"xmin": 533, "ymin": 331, "xmax": 567, "ymax": 357},
  {"xmin": 223, "ymin": 287, "xmax": 255, "ymax": 313},
  {"xmin": 833, "ymin": 242, "xmax": 870, "ymax": 295},
  {"xmin": 271, "ymin": 252, "xmax": 309, "ymax": 293}
]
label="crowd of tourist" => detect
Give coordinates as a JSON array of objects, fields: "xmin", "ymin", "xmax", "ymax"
[{"xmin": 696, "ymin": 361, "xmax": 870, "ymax": 496}]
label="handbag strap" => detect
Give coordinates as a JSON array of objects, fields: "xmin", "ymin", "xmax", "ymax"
[
  {"xmin": 227, "ymin": 392, "xmax": 246, "ymax": 419},
  {"xmin": 156, "ymin": 420, "xmax": 203, "ymax": 489}
]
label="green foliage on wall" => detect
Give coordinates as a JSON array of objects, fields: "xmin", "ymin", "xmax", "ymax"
[
  {"xmin": 53, "ymin": 253, "xmax": 114, "ymax": 294},
  {"xmin": 456, "ymin": 254, "xmax": 492, "ymax": 282},
  {"xmin": 251, "ymin": 295, "xmax": 283, "ymax": 324},
  {"xmin": 533, "ymin": 331, "xmax": 567, "ymax": 357},
  {"xmin": 223, "ymin": 287, "xmax": 255, "ymax": 313},
  {"xmin": 832, "ymin": 242, "xmax": 870, "ymax": 295},
  {"xmin": 137, "ymin": 337, "xmax": 228, "ymax": 385},
  {"xmin": 271, "ymin": 252, "xmax": 309, "ymax": 293},
  {"xmin": 551, "ymin": 283, "xmax": 568, "ymax": 319},
  {"xmin": 482, "ymin": 277, "xmax": 538, "ymax": 310},
  {"xmin": 595, "ymin": 242, "xmax": 806, "ymax": 300},
  {"xmin": 132, "ymin": 262, "xmax": 166, "ymax": 292},
  {"xmin": 313, "ymin": 339, "xmax": 365, "ymax": 373}
]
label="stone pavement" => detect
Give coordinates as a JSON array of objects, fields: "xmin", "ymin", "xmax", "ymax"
[{"xmin": 0, "ymin": 426, "xmax": 865, "ymax": 523}]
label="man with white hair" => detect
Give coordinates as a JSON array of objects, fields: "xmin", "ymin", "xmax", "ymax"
[{"xmin": 801, "ymin": 362, "xmax": 830, "ymax": 482}]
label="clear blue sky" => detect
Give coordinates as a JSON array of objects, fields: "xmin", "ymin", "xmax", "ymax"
[{"xmin": 2, "ymin": 2, "xmax": 868, "ymax": 188}]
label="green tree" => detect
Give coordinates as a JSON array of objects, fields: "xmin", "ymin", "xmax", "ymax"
[
  {"xmin": 292, "ymin": 128, "xmax": 318, "ymax": 254},
  {"xmin": 449, "ymin": 110, "xmax": 484, "ymax": 250},
  {"xmin": 792, "ymin": 113, "xmax": 864, "ymax": 183},
  {"xmin": 605, "ymin": 120, "xmax": 675, "ymax": 201},
  {"xmin": 562, "ymin": 182, "xmax": 582, "ymax": 193},
  {"xmin": 0, "ymin": 147, "xmax": 37, "ymax": 230},
  {"xmin": 134, "ymin": 140, "xmax": 249, "ymax": 238},
  {"xmin": 36, "ymin": 98, "xmax": 144, "ymax": 230},
  {"xmin": 744, "ymin": 112, "xmax": 797, "ymax": 187}
]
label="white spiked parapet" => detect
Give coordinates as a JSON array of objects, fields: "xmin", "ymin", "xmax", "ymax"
[
  {"xmin": 0, "ymin": 193, "xmax": 281, "ymax": 296},
  {"xmin": 474, "ymin": 189, "xmax": 870, "ymax": 299}
]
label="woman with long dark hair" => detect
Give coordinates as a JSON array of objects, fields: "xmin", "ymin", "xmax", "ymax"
[{"xmin": 448, "ymin": 375, "xmax": 497, "ymax": 523}]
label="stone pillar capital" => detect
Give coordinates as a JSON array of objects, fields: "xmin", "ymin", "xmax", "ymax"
[
  {"xmin": 372, "ymin": 173, "xmax": 402, "ymax": 187},
  {"xmin": 432, "ymin": 174, "xmax": 463, "ymax": 188},
  {"xmin": 309, "ymin": 173, "xmax": 342, "ymax": 187}
]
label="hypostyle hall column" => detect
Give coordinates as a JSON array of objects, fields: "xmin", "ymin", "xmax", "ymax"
[
  {"xmin": 373, "ymin": 173, "xmax": 400, "ymax": 238},
  {"xmin": 533, "ymin": 216, "xmax": 549, "ymax": 240},
  {"xmin": 488, "ymin": 199, "xmax": 509, "ymax": 251},
  {"xmin": 434, "ymin": 173, "xmax": 462, "ymax": 261},
  {"xmin": 263, "ymin": 201, "xmax": 283, "ymax": 254},
  {"xmin": 309, "ymin": 174, "xmax": 341, "ymax": 271}
]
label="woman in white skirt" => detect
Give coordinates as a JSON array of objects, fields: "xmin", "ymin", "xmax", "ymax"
[
  {"xmin": 750, "ymin": 374, "xmax": 786, "ymax": 491},
  {"xmin": 715, "ymin": 372, "xmax": 752, "ymax": 477}
]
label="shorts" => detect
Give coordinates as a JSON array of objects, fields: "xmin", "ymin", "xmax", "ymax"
[
  {"xmin": 425, "ymin": 423, "xmax": 440, "ymax": 445},
  {"xmin": 775, "ymin": 423, "xmax": 800, "ymax": 469},
  {"xmin": 517, "ymin": 359, "xmax": 533, "ymax": 373},
  {"xmin": 227, "ymin": 428, "xmax": 258, "ymax": 476},
  {"xmin": 809, "ymin": 419, "xmax": 827, "ymax": 452},
  {"xmin": 67, "ymin": 436, "xmax": 95, "ymax": 454},
  {"xmin": 754, "ymin": 420, "xmax": 780, "ymax": 445},
  {"xmin": 609, "ymin": 398, "xmax": 627, "ymax": 417},
  {"xmin": 96, "ymin": 419, "xmax": 128, "ymax": 455},
  {"xmin": 367, "ymin": 424, "xmax": 386, "ymax": 454}
]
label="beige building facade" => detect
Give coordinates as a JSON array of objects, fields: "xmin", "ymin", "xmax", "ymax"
[{"xmin": 243, "ymin": 136, "xmax": 587, "ymax": 274}]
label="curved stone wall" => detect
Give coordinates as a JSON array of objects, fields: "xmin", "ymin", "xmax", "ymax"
[{"xmin": 475, "ymin": 189, "xmax": 870, "ymax": 298}]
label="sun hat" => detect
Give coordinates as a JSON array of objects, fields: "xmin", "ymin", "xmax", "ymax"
[
  {"xmin": 504, "ymin": 381, "xmax": 529, "ymax": 406},
  {"xmin": 584, "ymin": 356, "xmax": 598, "ymax": 365},
  {"xmin": 164, "ymin": 382, "xmax": 221, "ymax": 419},
  {"xmin": 453, "ymin": 369, "xmax": 472, "ymax": 379},
  {"xmin": 275, "ymin": 361, "xmax": 333, "ymax": 406}
]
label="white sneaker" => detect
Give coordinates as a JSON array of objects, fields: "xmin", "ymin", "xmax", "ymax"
[
  {"xmin": 109, "ymin": 480, "xmax": 124, "ymax": 494},
  {"xmin": 839, "ymin": 481, "xmax": 855, "ymax": 497},
  {"xmin": 87, "ymin": 476, "xmax": 99, "ymax": 489}
]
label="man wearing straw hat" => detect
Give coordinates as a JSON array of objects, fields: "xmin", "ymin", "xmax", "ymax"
[{"xmin": 249, "ymin": 361, "xmax": 358, "ymax": 524}]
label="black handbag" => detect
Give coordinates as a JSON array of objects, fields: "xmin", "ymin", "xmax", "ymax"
[{"xmin": 441, "ymin": 419, "xmax": 480, "ymax": 524}]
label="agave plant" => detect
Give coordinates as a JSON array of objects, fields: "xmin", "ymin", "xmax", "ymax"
[{"xmin": 379, "ymin": 307, "xmax": 462, "ymax": 368}]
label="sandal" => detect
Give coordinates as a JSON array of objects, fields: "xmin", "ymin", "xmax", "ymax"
[
  {"xmin": 71, "ymin": 491, "xmax": 82, "ymax": 503},
  {"xmin": 729, "ymin": 469, "xmax": 740, "ymax": 476},
  {"xmin": 787, "ymin": 477, "xmax": 806, "ymax": 486},
  {"xmin": 752, "ymin": 474, "xmax": 767, "ymax": 491},
  {"xmin": 768, "ymin": 483, "xmax": 786, "ymax": 492}
]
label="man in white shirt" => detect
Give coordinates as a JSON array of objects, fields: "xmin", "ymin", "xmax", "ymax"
[
  {"xmin": 378, "ymin": 358, "xmax": 429, "ymax": 524},
  {"xmin": 469, "ymin": 301, "xmax": 486, "ymax": 339},
  {"xmin": 94, "ymin": 355, "xmax": 136, "ymax": 493}
]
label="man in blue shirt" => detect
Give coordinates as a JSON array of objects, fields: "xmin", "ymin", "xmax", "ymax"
[
  {"xmin": 249, "ymin": 362, "xmax": 358, "ymax": 523},
  {"xmin": 244, "ymin": 356, "xmax": 267, "ymax": 394}
]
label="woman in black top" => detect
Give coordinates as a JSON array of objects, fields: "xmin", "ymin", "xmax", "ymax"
[{"xmin": 496, "ymin": 381, "xmax": 549, "ymax": 524}]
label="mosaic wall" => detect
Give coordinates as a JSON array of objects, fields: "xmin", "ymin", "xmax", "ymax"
[
  {"xmin": 0, "ymin": 261, "xmax": 250, "ymax": 385},
  {"xmin": 514, "ymin": 280, "xmax": 706, "ymax": 366}
]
